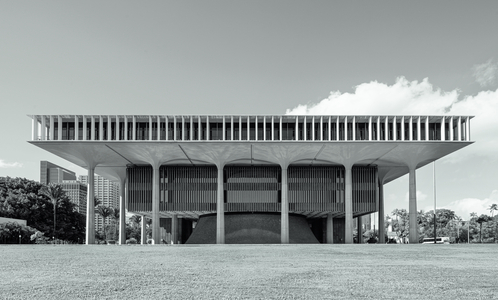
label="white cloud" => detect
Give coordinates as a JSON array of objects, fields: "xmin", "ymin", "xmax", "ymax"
[
  {"xmin": 285, "ymin": 76, "xmax": 498, "ymax": 161},
  {"xmin": 404, "ymin": 190, "xmax": 428, "ymax": 203},
  {"xmin": 473, "ymin": 59, "xmax": 497, "ymax": 87},
  {"xmin": 441, "ymin": 190, "xmax": 498, "ymax": 220},
  {"xmin": 0, "ymin": 159, "xmax": 23, "ymax": 168}
]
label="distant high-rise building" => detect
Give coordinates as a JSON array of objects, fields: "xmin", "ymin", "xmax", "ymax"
[
  {"xmin": 60, "ymin": 180, "xmax": 87, "ymax": 215},
  {"xmin": 40, "ymin": 161, "xmax": 76, "ymax": 184},
  {"xmin": 40, "ymin": 161, "xmax": 87, "ymax": 216},
  {"xmin": 80, "ymin": 175, "xmax": 119, "ymax": 234}
]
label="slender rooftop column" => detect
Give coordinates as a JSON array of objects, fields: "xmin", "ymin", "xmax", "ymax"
[
  {"xmin": 132, "ymin": 116, "xmax": 136, "ymax": 140},
  {"xmin": 74, "ymin": 116, "xmax": 79, "ymax": 141},
  {"xmin": 58, "ymin": 116, "xmax": 62, "ymax": 140},
  {"xmin": 401, "ymin": 116, "xmax": 405, "ymax": 141},
  {"xmin": 450, "ymin": 116, "xmax": 454, "ymax": 141},
  {"xmin": 216, "ymin": 164, "xmax": 225, "ymax": 244},
  {"xmin": 425, "ymin": 116, "xmax": 429, "ymax": 141},
  {"xmin": 441, "ymin": 117, "xmax": 445, "ymax": 141},
  {"xmin": 263, "ymin": 116, "xmax": 266, "ymax": 141},
  {"xmin": 344, "ymin": 116, "xmax": 348, "ymax": 141},
  {"xmin": 352, "ymin": 116, "xmax": 355, "ymax": 141},
  {"xmin": 91, "ymin": 116, "xmax": 96, "ymax": 140},
  {"xmin": 417, "ymin": 117, "xmax": 421, "ymax": 141},
  {"xmin": 124, "ymin": 116, "xmax": 128, "ymax": 141},
  {"xmin": 393, "ymin": 117, "xmax": 396, "ymax": 141},
  {"xmin": 408, "ymin": 167, "xmax": 418, "ymax": 243},
  {"xmin": 108, "ymin": 115, "xmax": 112, "ymax": 140},
  {"xmin": 116, "ymin": 115, "xmax": 120, "ymax": 141},
  {"xmin": 303, "ymin": 116, "xmax": 307, "ymax": 140},
  {"xmin": 32, "ymin": 116, "xmax": 38, "ymax": 141},
  {"xmin": 457, "ymin": 117, "xmax": 462, "ymax": 141},
  {"xmin": 49, "ymin": 116, "xmax": 54, "ymax": 140},
  {"xmin": 281, "ymin": 165, "xmax": 289, "ymax": 244},
  {"xmin": 99, "ymin": 116, "xmax": 103, "ymax": 141},
  {"xmin": 409, "ymin": 117, "xmax": 413, "ymax": 141},
  {"xmin": 344, "ymin": 165, "xmax": 353, "ymax": 244},
  {"xmin": 41, "ymin": 116, "xmax": 46, "ymax": 140}
]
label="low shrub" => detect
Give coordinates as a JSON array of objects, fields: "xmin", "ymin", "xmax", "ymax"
[{"xmin": 126, "ymin": 238, "xmax": 137, "ymax": 244}]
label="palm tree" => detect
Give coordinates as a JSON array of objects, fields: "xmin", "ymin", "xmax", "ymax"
[
  {"xmin": 476, "ymin": 214, "xmax": 492, "ymax": 243},
  {"xmin": 96, "ymin": 205, "xmax": 114, "ymax": 241},
  {"xmin": 489, "ymin": 204, "xmax": 498, "ymax": 218},
  {"xmin": 130, "ymin": 214, "xmax": 142, "ymax": 227},
  {"xmin": 39, "ymin": 183, "xmax": 66, "ymax": 241}
]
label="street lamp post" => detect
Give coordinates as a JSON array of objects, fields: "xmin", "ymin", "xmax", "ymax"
[{"xmin": 433, "ymin": 161, "xmax": 437, "ymax": 244}]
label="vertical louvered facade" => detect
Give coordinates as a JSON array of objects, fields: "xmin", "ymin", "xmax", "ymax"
[{"xmin": 128, "ymin": 165, "xmax": 377, "ymax": 219}]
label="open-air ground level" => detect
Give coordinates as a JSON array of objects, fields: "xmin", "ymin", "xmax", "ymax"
[{"xmin": 0, "ymin": 244, "xmax": 497, "ymax": 300}]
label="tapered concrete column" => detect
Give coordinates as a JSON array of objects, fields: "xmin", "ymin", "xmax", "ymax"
[
  {"xmin": 378, "ymin": 183, "xmax": 385, "ymax": 243},
  {"xmin": 408, "ymin": 167, "xmax": 418, "ymax": 243},
  {"xmin": 171, "ymin": 215, "xmax": 178, "ymax": 244},
  {"xmin": 358, "ymin": 217, "xmax": 363, "ymax": 243},
  {"xmin": 216, "ymin": 164, "xmax": 225, "ymax": 244},
  {"xmin": 151, "ymin": 165, "xmax": 160, "ymax": 244},
  {"xmin": 141, "ymin": 216, "xmax": 147, "ymax": 244},
  {"xmin": 118, "ymin": 176, "xmax": 126, "ymax": 245},
  {"xmin": 281, "ymin": 166, "xmax": 289, "ymax": 244},
  {"xmin": 344, "ymin": 166, "xmax": 353, "ymax": 244},
  {"xmin": 85, "ymin": 165, "xmax": 96, "ymax": 244},
  {"xmin": 326, "ymin": 213, "xmax": 334, "ymax": 244}
]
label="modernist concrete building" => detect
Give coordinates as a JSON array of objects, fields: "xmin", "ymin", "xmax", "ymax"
[{"xmin": 28, "ymin": 115, "xmax": 473, "ymax": 244}]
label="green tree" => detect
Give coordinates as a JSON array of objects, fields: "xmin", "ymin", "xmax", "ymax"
[
  {"xmin": 391, "ymin": 209, "xmax": 409, "ymax": 243},
  {"xmin": 0, "ymin": 177, "xmax": 84, "ymax": 243},
  {"xmin": 476, "ymin": 214, "xmax": 492, "ymax": 243},
  {"xmin": 39, "ymin": 183, "xmax": 66, "ymax": 241},
  {"xmin": 96, "ymin": 205, "xmax": 114, "ymax": 241}
]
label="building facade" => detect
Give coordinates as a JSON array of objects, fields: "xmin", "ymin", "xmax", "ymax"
[
  {"xmin": 40, "ymin": 161, "xmax": 87, "ymax": 216},
  {"xmin": 29, "ymin": 115, "xmax": 473, "ymax": 245},
  {"xmin": 40, "ymin": 161, "xmax": 76, "ymax": 184}
]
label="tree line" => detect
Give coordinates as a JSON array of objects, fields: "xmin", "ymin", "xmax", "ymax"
[
  {"xmin": 383, "ymin": 205, "xmax": 498, "ymax": 243},
  {"xmin": 0, "ymin": 177, "xmax": 146, "ymax": 244}
]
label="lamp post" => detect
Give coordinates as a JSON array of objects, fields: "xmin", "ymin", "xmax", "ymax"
[{"xmin": 433, "ymin": 161, "xmax": 437, "ymax": 244}]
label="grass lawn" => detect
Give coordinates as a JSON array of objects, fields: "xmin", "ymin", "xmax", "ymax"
[{"xmin": 0, "ymin": 244, "xmax": 497, "ymax": 299}]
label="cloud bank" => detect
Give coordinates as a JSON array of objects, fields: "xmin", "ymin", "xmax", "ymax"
[
  {"xmin": 441, "ymin": 190, "xmax": 498, "ymax": 220},
  {"xmin": 286, "ymin": 76, "xmax": 498, "ymax": 160},
  {"xmin": 0, "ymin": 159, "xmax": 22, "ymax": 168}
]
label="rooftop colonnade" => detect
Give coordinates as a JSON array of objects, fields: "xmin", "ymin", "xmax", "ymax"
[{"xmin": 28, "ymin": 115, "xmax": 473, "ymax": 244}]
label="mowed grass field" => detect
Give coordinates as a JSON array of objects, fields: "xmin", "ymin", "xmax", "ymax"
[{"xmin": 0, "ymin": 244, "xmax": 497, "ymax": 300}]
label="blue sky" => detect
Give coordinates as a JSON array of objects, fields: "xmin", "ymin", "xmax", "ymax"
[{"xmin": 1, "ymin": 1, "xmax": 497, "ymax": 220}]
